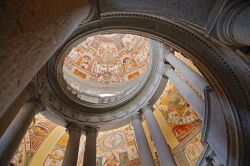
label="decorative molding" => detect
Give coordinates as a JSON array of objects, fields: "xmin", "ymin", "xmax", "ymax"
[
  {"xmin": 98, "ymin": 0, "xmax": 217, "ymax": 28},
  {"xmin": 201, "ymin": 86, "xmax": 213, "ymax": 142}
]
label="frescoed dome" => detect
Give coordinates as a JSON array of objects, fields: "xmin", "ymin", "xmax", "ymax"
[{"xmin": 62, "ymin": 34, "xmax": 150, "ymax": 102}]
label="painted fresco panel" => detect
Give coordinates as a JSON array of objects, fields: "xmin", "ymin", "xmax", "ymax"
[
  {"xmin": 156, "ymin": 82, "xmax": 201, "ymax": 143},
  {"xmin": 184, "ymin": 133, "xmax": 204, "ymax": 165},
  {"xmin": 64, "ymin": 34, "xmax": 149, "ymax": 86},
  {"xmin": 10, "ymin": 114, "xmax": 57, "ymax": 166},
  {"xmin": 43, "ymin": 125, "xmax": 139, "ymax": 166}
]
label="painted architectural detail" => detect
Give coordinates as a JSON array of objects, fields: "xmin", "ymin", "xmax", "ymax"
[
  {"xmin": 42, "ymin": 133, "xmax": 86, "ymax": 166},
  {"xmin": 63, "ymin": 34, "xmax": 149, "ymax": 87},
  {"xmin": 97, "ymin": 125, "xmax": 139, "ymax": 166},
  {"xmin": 100, "ymin": 131, "xmax": 125, "ymax": 150},
  {"xmin": 10, "ymin": 115, "xmax": 57, "ymax": 166},
  {"xmin": 156, "ymin": 81, "xmax": 202, "ymax": 143},
  {"xmin": 184, "ymin": 133, "xmax": 204, "ymax": 165},
  {"xmin": 155, "ymin": 52, "xmax": 203, "ymax": 144},
  {"xmin": 43, "ymin": 134, "xmax": 69, "ymax": 166},
  {"xmin": 42, "ymin": 124, "xmax": 139, "ymax": 166}
]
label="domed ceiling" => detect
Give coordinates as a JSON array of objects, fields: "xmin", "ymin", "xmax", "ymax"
[{"xmin": 63, "ymin": 34, "xmax": 149, "ymax": 98}]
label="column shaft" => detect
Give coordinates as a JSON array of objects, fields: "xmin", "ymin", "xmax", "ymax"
[
  {"xmin": 143, "ymin": 107, "xmax": 176, "ymax": 166},
  {"xmin": 0, "ymin": 101, "xmax": 40, "ymax": 165},
  {"xmin": 62, "ymin": 125, "xmax": 82, "ymax": 166},
  {"xmin": 164, "ymin": 48, "xmax": 208, "ymax": 97},
  {"xmin": 131, "ymin": 115, "xmax": 155, "ymax": 166},
  {"xmin": 0, "ymin": 0, "xmax": 91, "ymax": 115},
  {"xmin": 83, "ymin": 127, "xmax": 97, "ymax": 166},
  {"xmin": 0, "ymin": 87, "xmax": 32, "ymax": 137},
  {"xmin": 164, "ymin": 68, "xmax": 205, "ymax": 119}
]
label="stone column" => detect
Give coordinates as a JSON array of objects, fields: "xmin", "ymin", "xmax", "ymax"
[
  {"xmin": 164, "ymin": 47, "xmax": 208, "ymax": 98},
  {"xmin": 0, "ymin": 85, "xmax": 34, "ymax": 137},
  {"xmin": 130, "ymin": 114, "xmax": 155, "ymax": 166},
  {"xmin": 62, "ymin": 124, "xmax": 82, "ymax": 166},
  {"xmin": 142, "ymin": 106, "xmax": 176, "ymax": 166},
  {"xmin": 217, "ymin": 1, "xmax": 250, "ymax": 46},
  {"xmin": 0, "ymin": 101, "xmax": 42, "ymax": 165},
  {"xmin": 0, "ymin": 0, "xmax": 92, "ymax": 115},
  {"xmin": 163, "ymin": 65, "xmax": 205, "ymax": 119},
  {"xmin": 83, "ymin": 126, "xmax": 97, "ymax": 166}
]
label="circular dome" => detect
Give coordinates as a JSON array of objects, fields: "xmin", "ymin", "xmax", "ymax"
[
  {"xmin": 62, "ymin": 34, "xmax": 150, "ymax": 104},
  {"xmin": 38, "ymin": 30, "xmax": 164, "ymax": 128}
]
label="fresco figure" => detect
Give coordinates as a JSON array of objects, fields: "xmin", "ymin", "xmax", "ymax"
[
  {"xmin": 80, "ymin": 55, "xmax": 91, "ymax": 70},
  {"xmin": 103, "ymin": 153, "xmax": 119, "ymax": 166},
  {"xmin": 123, "ymin": 57, "xmax": 137, "ymax": 72}
]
